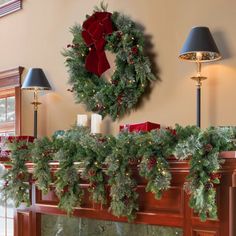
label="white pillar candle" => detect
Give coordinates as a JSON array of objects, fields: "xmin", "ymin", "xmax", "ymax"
[
  {"xmin": 77, "ymin": 114, "xmax": 88, "ymax": 127},
  {"xmin": 91, "ymin": 114, "xmax": 102, "ymax": 134}
]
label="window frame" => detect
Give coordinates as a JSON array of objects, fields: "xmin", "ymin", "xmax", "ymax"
[
  {"xmin": 0, "ymin": 0, "xmax": 22, "ymax": 18},
  {"xmin": 0, "ymin": 67, "xmax": 23, "ymax": 136},
  {"xmin": 0, "ymin": 67, "xmax": 23, "ymax": 236}
]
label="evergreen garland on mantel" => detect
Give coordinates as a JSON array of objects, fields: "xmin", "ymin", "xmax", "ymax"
[{"xmin": 0, "ymin": 125, "xmax": 235, "ymax": 222}]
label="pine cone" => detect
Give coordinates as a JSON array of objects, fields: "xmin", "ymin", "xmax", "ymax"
[
  {"xmin": 204, "ymin": 144, "xmax": 213, "ymax": 153},
  {"xmin": 17, "ymin": 172, "xmax": 25, "ymax": 180},
  {"xmin": 205, "ymin": 182, "xmax": 213, "ymax": 190},
  {"xmin": 88, "ymin": 169, "xmax": 96, "ymax": 177},
  {"xmin": 89, "ymin": 182, "xmax": 97, "ymax": 190},
  {"xmin": 63, "ymin": 185, "xmax": 69, "ymax": 193},
  {"xmin": 129, "ymin": 158, "xmax": 139, "ymax": 165},
  {"xmin": 123, "ymin": 196, "xmax": 130, "ymax": 206}
]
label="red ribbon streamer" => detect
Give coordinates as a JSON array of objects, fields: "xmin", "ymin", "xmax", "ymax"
[{"xmin": 82, "ymin": 12, "xmax": 113, "ymax": 77}]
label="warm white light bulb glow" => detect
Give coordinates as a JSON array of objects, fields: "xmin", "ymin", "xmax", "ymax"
[{"xmin": 196, "ymin": 52, "xmax": 202, "ymax": 61}]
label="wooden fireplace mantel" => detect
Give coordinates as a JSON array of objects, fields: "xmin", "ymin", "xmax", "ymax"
[{"xmin": 2, "ymin": 152, "xmax": 236, "ymax": 236}]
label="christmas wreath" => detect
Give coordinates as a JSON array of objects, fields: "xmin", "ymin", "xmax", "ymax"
[{"xmin": 64, "ymin": 3, "xmax": 155, "ymax": 120}]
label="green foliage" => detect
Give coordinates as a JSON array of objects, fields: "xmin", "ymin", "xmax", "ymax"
[
  {"xmin": 63, "ymin": 9, "xmax": 155, "ymax": 120},
  {"xmin": 175, "ymin": 126, "xmax": 235, "ymax": 220},
  {"xmin": 1, "ymin": 140, "xmax": 32, "ymax": 207},
  {"xmin": 105, "ymin": 132, "xmax": 139, "ymax": 221},
  {"xmin": 54, "ymin": 127, "xmax": 88, "ymax": 214},
  {"xmin": 31, "ymin": 137, "xmax": 54, "ymax": 194},
  {"xmin": 80, "ymin": 134, "xmax": 114, "ymax": 205},
  {"xmin": 137, "ymin": 129, "xmax": 175, "ymax": 199},
  {"xmin": 1, "ymin": 125, "xmax": 236, "ymax": 222}
]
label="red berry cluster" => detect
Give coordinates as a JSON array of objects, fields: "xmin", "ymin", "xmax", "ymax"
[
  {"xmin": 63, "ymin": 185, "xmax": 69, "ymax": 194},
  {"xmin": 210, "ymin": 172, "xmax": 221, "ymax": 180},
  {"xmin": 147, "ymin": 157, "xmax": 157, "ymax": 170},
  {"xmin": 117, "ymin": 94, "xmax": 123, "ymax": 105},
  {"xmin": 131, "ymin": 46, "xmax": 138, "ymax": 55},
  {"xmin": 4, "ymin": 181, "xmax": 8, "ymax": 188}
]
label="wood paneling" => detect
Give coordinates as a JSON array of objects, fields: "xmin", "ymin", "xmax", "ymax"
[
  {"xmin": 193, "ymin": 229, "xmax": 218, "ymax": 236},
  {"xmin": 15, "ymin": 211, "xmax": 32, "ymax": 236}
]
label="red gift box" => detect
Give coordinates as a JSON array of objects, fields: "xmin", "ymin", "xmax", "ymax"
[{"xmin": 120, "ymin": 122, "xmax": 161, "ymax": 133}]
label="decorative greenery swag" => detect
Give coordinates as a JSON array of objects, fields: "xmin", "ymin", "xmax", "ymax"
[{"xmin": 1, "ymin": 125, "xmax": 235, "ymax": 222}]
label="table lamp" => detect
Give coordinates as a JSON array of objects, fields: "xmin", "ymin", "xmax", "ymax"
[
  {"xmin": 22, "ymin": 68, "xmax": 51, "ymax": 137},
  {"xmin": 179, "ymin": 26, "xmax": 221, "ymax": 127}
]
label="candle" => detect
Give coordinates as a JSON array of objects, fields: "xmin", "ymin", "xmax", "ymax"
[
  {"xmin": 91, "ymin": 114, "xmax": 102, "ymax": 134},
  {"xmin": 77, "ymin": 114, "xmax": 88, "ymax": 127}
]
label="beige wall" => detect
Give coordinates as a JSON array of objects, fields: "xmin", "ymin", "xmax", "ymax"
[{"xmin": 0, "ymin": 0, "xmax": 236, "ymax": 136}]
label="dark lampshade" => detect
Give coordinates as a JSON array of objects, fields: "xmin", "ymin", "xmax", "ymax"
[
  {"xmin": 22, "ymin": 68, "xmax": 52, "ymax": 90},
  {"xmin": 179, "ymin": 26, "xmax": 221, "ymax": 62}
]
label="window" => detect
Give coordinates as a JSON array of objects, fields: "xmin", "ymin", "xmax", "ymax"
[
  {"xmin": 0, "ymin": 0, "xmax": 22, "ymax": 18},
  {"xmin": 0, "ymin": 89, "xmax": 16, "ymax": 136},
  {"xmin": 0, "ymin": 199, "xmax": 14, "ymax": 236},
  {"xmin": 0, "ymin": 67, "xmax": 23, "ymax": 236}
]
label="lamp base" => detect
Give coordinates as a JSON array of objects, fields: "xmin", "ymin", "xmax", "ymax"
[
  {"xmin": 31, "ymin": 101, "xmax": 41, "ymax": 111},
  {"xmin": 191, "ymin": 76, "xmax": 207, "ymax": 128},
  {"xmin": 191, "ymin": 76, "xmax": 207, "ymax": 87}
]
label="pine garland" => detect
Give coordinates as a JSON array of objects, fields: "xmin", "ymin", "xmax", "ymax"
[
  {"xmin": 137, "ymin": 129, "xmax": 175, "ymax": 199},
  {"xmin": 175, "ymin": 126, "xmax": 234, "ymax": 221},
  {"xmin": 105, "ymin": 132, "xmax": 140, "ymax": 222},
  {"xmin": 1, "ymin": 125, "xmax": 235, "ymax": 222},
  {"xmin": 54, "ymin": 128, "xmax": 87, "ymax": 214},
  {"xmin": 63, "ymin": 5, "xmax": 156, "ymax": 120},
  {"xmin": 1, "ymin": 140, "xmax": 32, "ymax": 207},
  {"xmin": 80, "ymin": 134, "xmax": 113, "ymax": 205},
  {"xmin": 31, "ymin": 137, "xmax": 54, "ymax": 194}
]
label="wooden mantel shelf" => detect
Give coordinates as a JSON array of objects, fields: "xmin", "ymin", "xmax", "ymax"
[{"xmin": 1, "ymin": 152, "xmax": 236, "ymax": 236}]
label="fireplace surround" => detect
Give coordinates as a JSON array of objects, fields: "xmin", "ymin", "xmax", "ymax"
[{"xmin": 9, "ymin": 152, "xmax": 236, "ymax": 236}]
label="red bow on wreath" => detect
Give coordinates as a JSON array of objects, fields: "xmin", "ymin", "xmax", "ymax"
[{"xmin": 82, "ymin": 12, "xmax": 113, "ymax": 77}]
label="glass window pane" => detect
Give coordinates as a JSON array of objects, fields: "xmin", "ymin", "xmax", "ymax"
[
  {"xmin": 7, "ymin": 219, "xmax": 14, "ymax": 236},
  {"xmin": 7, "ymin": 96, "xmax": 15, "ymax": 122},
  {"xmin": 6, "ymin": 132, "xmax": 15, "ymax": 137},
  {"xmin": 0, "ymin": 205, "xmax": 5, "ymax": 217},
  {"xmin": 0, "ymin": 217, "xmax": 6, "ymax": 236},
  {"xmin": 0, "ymin": 0, "xmax": 12, "ymax": 5},
  {"xmin": 6, "ymin": 199, "xmax": 14, "ymax": 218},
  {"xmin": 0, "ymin": 98, "xmax": 6, "ymax": 123}
]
